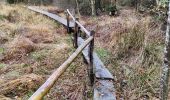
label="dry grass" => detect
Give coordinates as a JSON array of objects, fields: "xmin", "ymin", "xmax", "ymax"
[
  {"xmin": 0, "ymin": 4, "xmax": 91, "ymax": 100},
  {"xmin": 0, "ymin": 4, "xmax": 164, "ymax": 100},
  {"xmin": 83, "ymin": 8, "xmax": 164, "ymax": 99},
  {"xmin": 2, "ymin": 36, "xmax": 36, "ymax": 62},
  {"xmin": 0, "ymin": 74, "xmax": 43, "ymax": 97}
]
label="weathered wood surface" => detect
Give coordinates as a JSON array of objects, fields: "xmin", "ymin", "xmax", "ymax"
[
  {"xmin": 29, "ymin": 36, "xmax": 93, "ymax": 100},
  {"xmin": 28, "ymin": 6, "xmax": 74, "ymax": 27},
  {"xmin": 78, "ymin": 37, "xmax": 113, "ymax": 79},
  {"xmin": 94, "ymin": 80, "xmax": 116, "ymax": 100}
]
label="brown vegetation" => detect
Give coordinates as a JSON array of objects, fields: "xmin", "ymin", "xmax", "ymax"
[
  {"xmin": 0, "ymin": 3, "xmax": 165, "ymax": 100},
  {"xmin": 84, "ymin": 8, "xmax": 163, "ymax": 99},
  {"xmin": 0, "ymin": 4, "xmax": 91, "ymax": 99}
]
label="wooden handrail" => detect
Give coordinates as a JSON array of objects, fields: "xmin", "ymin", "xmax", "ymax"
[
  {"xmin": 28, "ymin": 7, "xmax": 116, "ymax": 100},
  {"xmin": 76, "ymin": 20, "xmax": 90, "ymax": 36},
  {"xmin": 67, "ymin": 9, "xmax": 76, "ymax": 21},
  {"xmin": 66, "ymin": 9, "xmax": 90, "ymax": 36},
  {"xmin": 28, "ymin": 36, "xmax": 93, "ymax": 100}
]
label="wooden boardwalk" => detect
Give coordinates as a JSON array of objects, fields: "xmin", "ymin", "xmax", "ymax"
[
  {"xmin": 28, "ymin": 6, "xmax": 75, "ymax": 27},
  {"xmin": 28, "ymin": 6, "xmax": 116, "ymax": 100}
]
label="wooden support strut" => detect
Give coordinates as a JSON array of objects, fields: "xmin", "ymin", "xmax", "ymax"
[
  {"xmin": 74, "ymin": 17, "xmax": 79, "ymax": 48},
  {"xmin": 65, "ymin": 11, "xmax": 70, "ymax": 34},
  {"xmin": 89, "ymin": 31, "xmax": 95, "ymax": 85}
]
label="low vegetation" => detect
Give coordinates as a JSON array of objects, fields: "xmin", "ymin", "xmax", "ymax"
[
  {"xmin": 0, "ymin": 4, "xmax": 91, "ymax": 99},
  {"xmin": 83, "ymin": 8, "xmax": 164, "ymax": 99},
  {"xmin": 0, "ymin": 1, "xmax": 166, "ymax": 100}
]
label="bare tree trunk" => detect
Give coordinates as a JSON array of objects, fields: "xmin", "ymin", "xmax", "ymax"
[
  {"xmin": 75, "ymin": 0, "xmax": 81, "ymax": 17},
  {"xmin": 160, "ymin": 2, "xmax": 170, "ymax": 100},
  {"xmin": 91, "ymin": 0, "xmax": 96, "ymax": 16}
]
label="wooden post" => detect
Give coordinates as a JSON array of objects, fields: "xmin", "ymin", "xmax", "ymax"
[
  {"xmin": 74, "ymin": 18, "xmax": 79, "ymax": 48},
  {"xmin": 88, "ymin": 31, "xmax": 95, "ymax": 85},
  {"xmin": 65, "ymin": 11, "xmax": 70, "ymax": 34},
  {"xmin": 82, "ymin": 30, "xmax": 88, "ymax": 64}
]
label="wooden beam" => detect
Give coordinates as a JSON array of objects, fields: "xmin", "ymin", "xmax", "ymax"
[{"xmin": 29, "ymin": 36, "xmax": 93, "ymax": 100}]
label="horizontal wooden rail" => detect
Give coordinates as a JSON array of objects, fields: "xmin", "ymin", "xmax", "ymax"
[
  {"xmin": 76, "ymin": 20, "xmax": 90, "ymax": 36},
  {"xmin": 29, "ymin": 36, "xmax": 93, "ymax": 100},
  {"xmin": 66, "ymin": 9, "xmax": 76, "ymax": 21},
  {"xmin": 66, "ymin": 9, "xmax": 90, "ymax": 36}
]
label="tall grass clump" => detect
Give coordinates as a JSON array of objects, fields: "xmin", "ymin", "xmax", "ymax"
[{"xmin": 108, "ymin": 16, "xmax": 163, "ymax": 99}]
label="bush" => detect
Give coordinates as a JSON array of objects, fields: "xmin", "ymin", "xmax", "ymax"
[{"xmin": 6, "ymin": 0, "xmax": 15, "ymax": 4}]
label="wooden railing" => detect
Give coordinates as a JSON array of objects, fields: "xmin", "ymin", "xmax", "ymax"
[{"xmin": 27, "ymin": 6, "xmax": 116, "ymax": 100}]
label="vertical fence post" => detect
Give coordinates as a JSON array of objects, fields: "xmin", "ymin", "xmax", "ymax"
[
  {"xmin": 65, "ymin": 11, "xmax": 70, "ymax": 34},
  {"xmin": 74, "ymin": 17, "xmax": 79, "ymax": 48},
  {"xmin": 89, "ymin": 31, "xmax": 95, "ymax": 86}
]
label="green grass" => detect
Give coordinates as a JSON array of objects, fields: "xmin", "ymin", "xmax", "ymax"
[
  {"xmin": 30, "ymin": 50, "xmax": 49, "ymax": 61},
  {"xmin": 0, "ymin": 47, "xmax": 4, "ymax": 54},
  {"xmin": 0, "ymin": 15, "xmax": 5, "ymax": 20},
  {"xmin": 23, "ymin": 91, "xmax": 34, "ymax": 100},
  {"xmin": 96, "ymin": 47, "xmax": 112, "ymax": 64},
  {"xmin": 0, "ymin": 63, "xmax": 6, "ymax": 68}
]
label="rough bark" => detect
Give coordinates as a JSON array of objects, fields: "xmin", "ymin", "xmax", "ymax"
[
  {"xmin": 91, "ymin": 0, "xmax": 96, "ymax": 16},
  {"xmin": 160, "ymin": 1, "xmax": 170, "ymax": 100}
]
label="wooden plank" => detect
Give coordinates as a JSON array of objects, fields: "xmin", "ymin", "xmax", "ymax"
[
  {"xmin": 28, "ymin": 6, "xmax": 74, "ymax": 27},
  {"xmin": 78, "ymin": 37, "xmax": 113, "ymax": 79},
  {"xmin": 94, "ymin": 80, "xmax": 116, "ymax": 100}
]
